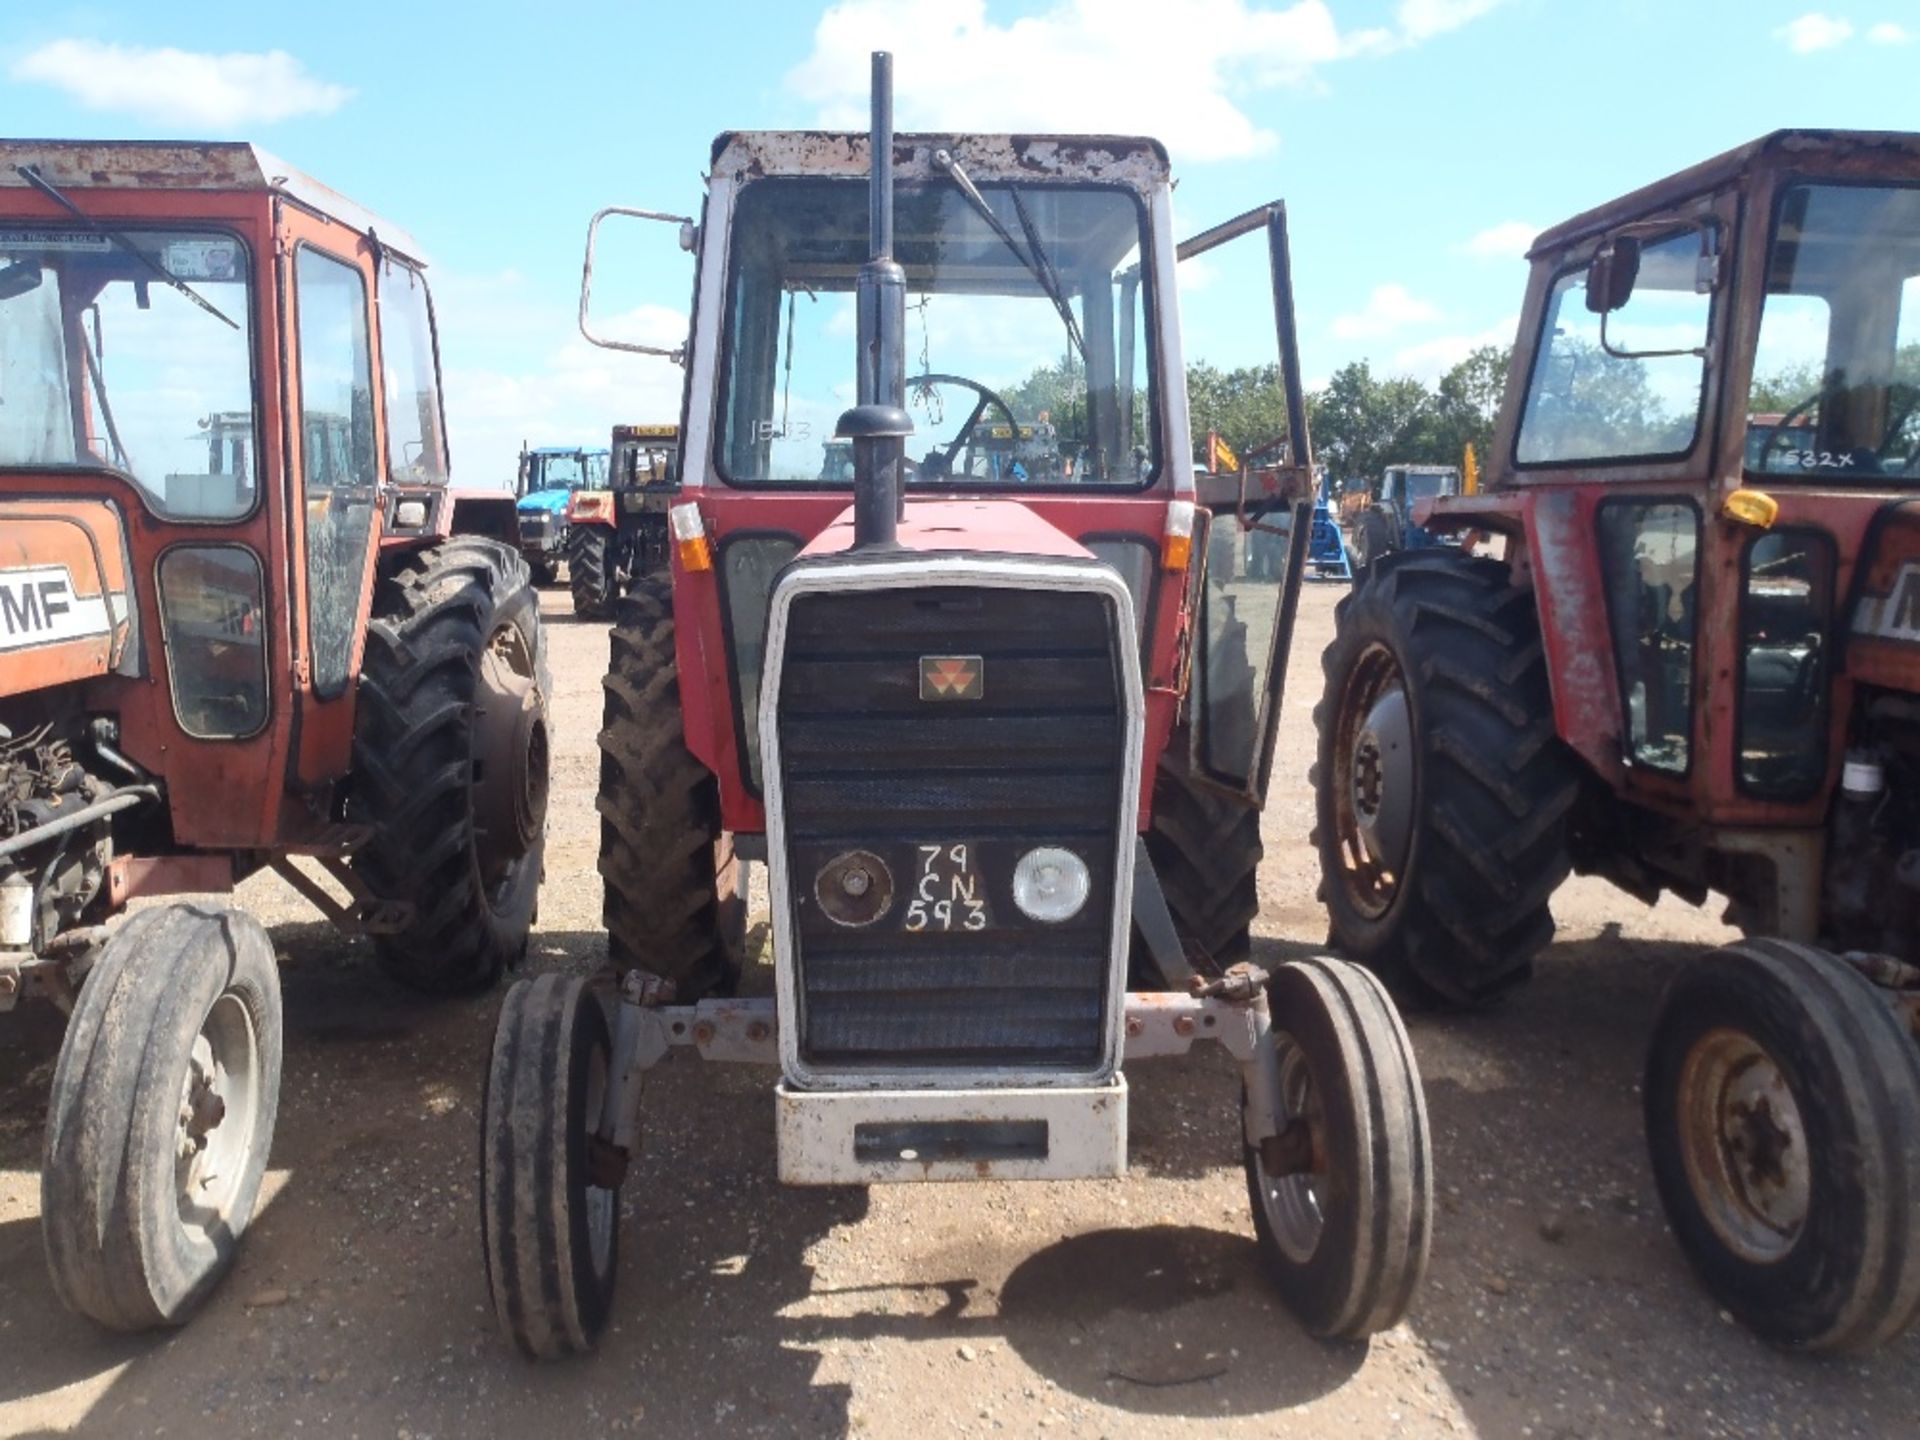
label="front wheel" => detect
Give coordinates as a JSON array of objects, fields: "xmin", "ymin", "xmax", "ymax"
[
  {"xmin": 481, "ymin": 973, "xmax": 621, "ymax": 1358},
  {"xmin": 1644, "ymin": 939, "xmax": 1920, "ymax": 1352},
  {"xmin": 42, "ymin": 904, "xmax": 282, "ymax": 1330},
  {"xmin": 1246, "ymin": 956, "xmax": 1432, "ymax": 1340}
]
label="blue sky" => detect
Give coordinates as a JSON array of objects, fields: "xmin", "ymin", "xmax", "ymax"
[{"xmin": 4, "ymin": 0, "xmax": 1916, "ymax": 484}]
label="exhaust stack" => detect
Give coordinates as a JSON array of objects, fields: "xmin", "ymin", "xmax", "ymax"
[{"xmin": 837, "ymin": 50, "xmax": 912, "ymax": 549}]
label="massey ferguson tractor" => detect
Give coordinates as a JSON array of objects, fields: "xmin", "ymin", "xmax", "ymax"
[
  {"xmin": 1313, "ymin": 129, "xmax": 1920, "ymax": 1351},
  {"xmin": 565, "ymin": 422, "xmax": 679, "ymax": 618},
  {"xmin": 477, "ymin": 53, "xmax": 1432, "ymax": 1359},
  {"xmin": 0, "ymin": 143, "xmax": 550, "ymax": 1329}
]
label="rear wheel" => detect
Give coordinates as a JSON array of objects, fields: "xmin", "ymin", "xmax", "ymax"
[
  {"xmin": 350, "ymin": 536, "xmax": 550, "ymax": 995},
  {"xmin": 481, "ymin": 973, "xmax": 620, "ymax": 1358},
  {"xmin": 42, "ymin": 904, "xmax": 282, "ymax": 1330},
  {"xmin": 1312, "ymin": 551, "xmax": 1576, "ymax": 1006},
  {"xmin": 1145, "ymin": 739, "xmax": 1261, "ymax": 976},
  {"xmin": 1246, "ymin": 956, "xmax": 1432, "ymax": 1339},
  {"xmin": 599, "ymin": 575, "xmax": 744, "ymax": 998},
  {"xmin": 1644, "ymin": 939, "xmax": 1920, "ymax": 1352},
  {"xmin": 568, "ymin": 525, "xmax": 618, "ymax": 620}
]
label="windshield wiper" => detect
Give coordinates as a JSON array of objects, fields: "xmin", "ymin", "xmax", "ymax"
[
  {"xmin": 931, "ymin": 149, "xmax": 1086, "ymax": 363},
  {"xmin": 16, "ymin": 164, "xmax": 239, "ymax": 330}
]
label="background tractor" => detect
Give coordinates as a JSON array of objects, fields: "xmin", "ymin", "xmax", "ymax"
[
  {"xmin": 514, "ymin": 443, "xmax": 609, "ymax": 585},
  {"xmin": 1313, "ymin": 129, "xmax": 1920, "ymax": 1352},
  {"xmin": 565, "ymin": 422, "xmax": 679, "ymax": 618},
  {"xmin": 0, "ymin": 144, "xmax": 550, "ymax": 1330},
  {"xmin": 1346, "ymin": 462, "xmax": 1461, "ymax": 571},
  {"xmin": 477, "ymin": 52, "xmax": 1432, "ymax": 1360}
]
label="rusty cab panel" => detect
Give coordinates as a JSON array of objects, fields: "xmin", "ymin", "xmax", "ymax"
[
  {"xmin": 0, "ymin": 145, "xmax": 457, "ymax": 854},
  {"xmin": 1429, "ymin": 130, "xmax": 1920, "ymax": 830}
]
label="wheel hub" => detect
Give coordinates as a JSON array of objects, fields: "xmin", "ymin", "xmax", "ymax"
[
  {"xmin": 175, "ymin": 993, "xmax": 259, "ymax": 1233},
  {"xmin": 1678, "ymin": 1027, "xmax": 1811, "ymax": 1263},
  {"xmin": 1254, "ymin": 1036, "xmax": 1328, "ymax": 1264},
  {"xmin": 1333, "ymin": 644, "xmax": 1415, "ymax": 920},
  {"xmin": 474, "ymin": 625, "xmax": 549, "ymax": 872}
]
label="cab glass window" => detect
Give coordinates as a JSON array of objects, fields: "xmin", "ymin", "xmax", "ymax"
[
  {"xmin": 0, "ymin": 226, "xmax": 255, "ymax": 518},
  {"xmin": 158, "ymin": 546, "xmax": 268, "ymax": 738},
  {"xmin": 1738, "ymin": 530, "xmax": 1835, "ymax": 799},
  {"xmin": 295, "ymin": 248, "xmax": 378, "ymax": 698},
  {"xmin": 1746, "ymin": 184, "xmax": 1920, "ymax": 479},
  {"xmin": 1598, "ymin": 501, "xmax": 1699, "ymax": 773},
  {"xmin": 1517, "ymin": 227, "xmax": 1717, "ymax": 466},
  {"xmin": 378, "ymin": 257, "xmax": 448, "ymax": 484}
]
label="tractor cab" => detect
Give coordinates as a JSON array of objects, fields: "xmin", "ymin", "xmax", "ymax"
[
  {"xmin": 514, "ymin": 443, "xmax": 607, "ymax": 583},
  {"xmin": 1350, "ymin": 463, "xmax": 1461, "ymax": 568},
  {"xmin": 565, "ymin": 424, "xmax": 680, "ymax": 616}
]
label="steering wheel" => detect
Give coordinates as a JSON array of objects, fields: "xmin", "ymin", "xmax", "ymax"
[
  {"xmin": 1751, "ymin": 384, "xmax": 1833, "ymax": 472},
  {"xmin": 906, "ymin": 373, "xmax": 1020, "ymax": 478},
  {"xmin": 1755, "ymin": 379, "xmax": 1920, "ymax": 474}
]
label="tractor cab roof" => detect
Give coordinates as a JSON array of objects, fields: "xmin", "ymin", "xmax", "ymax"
[
  {"xmin": 708, "ymin": 131, "xmax": 1169, "ymax": 189},
  {"xmin": 0, "ymin": 139, "xmax": 427, "ymax": 263},
  {"xmin": 1530, "ymin": 129, "xmax": 1920, "ymax": 257}
]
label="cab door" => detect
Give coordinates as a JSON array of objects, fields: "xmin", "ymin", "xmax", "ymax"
[
  {"xmin": 1180, "ymin": 203, "xmax": 1314, "ymax": 805},
  {"xmin": 277, "ymin": 206, "xmax": 385, "ymax": 788}
]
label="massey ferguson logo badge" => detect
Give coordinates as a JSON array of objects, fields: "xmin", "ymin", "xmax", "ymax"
[
  {"xmin": 0, "ymin": 565, "xmax": 111, "ymax": 653},
  {"xmin": 920, "ymin": 655, "xmax": 984, "ymax": 701}
]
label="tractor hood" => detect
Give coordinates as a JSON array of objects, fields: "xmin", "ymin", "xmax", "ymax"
[
  {"xmin": 0, "ymin": 497, "xmax": 139, "ymax": 699},
  {"xmin": 797, "ymin": 499, "xmax": 1097, "ymax": 562},
  {"xmin": 517, "ymin": 488, "xmax": 573, "ymax": 518}
]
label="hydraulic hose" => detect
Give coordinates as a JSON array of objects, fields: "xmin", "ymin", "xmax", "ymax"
[{"xmin": 0, "ymin": 784, "xmax": 159, "ymax": 862}]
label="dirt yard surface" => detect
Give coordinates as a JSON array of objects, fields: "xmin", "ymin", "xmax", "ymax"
[{"xmin": 4, "ymin": 582, "xmax": 1918, "ymax": 1439}]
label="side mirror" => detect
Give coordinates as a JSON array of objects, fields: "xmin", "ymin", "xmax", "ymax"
[
  {"xmin": 1584, "ymin": 236, "xmax": 1641, "ymax": 314},
  {"xmin": 578, "ymin": 206, "xmax": 697, "ymax": 360}
]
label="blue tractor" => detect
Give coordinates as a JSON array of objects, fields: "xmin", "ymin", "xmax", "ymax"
[
  {"xmin": 1348, "ymin": 463, "xmax": 1461, "ymax": 573},
  {"xmin": 515, "ymin": 444, "xmax": 610, "ymax": 585}
]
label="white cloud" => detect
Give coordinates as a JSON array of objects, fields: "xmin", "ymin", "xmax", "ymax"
[
  {"xmin": 431, "ymin": 270, "xmax": 685, "ymax": 490},
  {"xmin": 10, "ymin": 40, "xmax": 351, "ymax": 128},
  {"xmin": 787, "ymin": 0, "xmax": 1506, "ymax": 164},
  {"xmin": 1774, "ymin": 12, "xmax": 1854, "ymax": 52},
  {"xmin": 1389, "ymin": 318, "xmax": 1515, "ymax": 384},
  {"xmin": 1459, "ymin": 220, "xmax": 1537, "ymax": 259},
  {"xmin": 1331, "ymin": 283, "xmax": 1441, "ymax": 340},
  {"xmin": 1868, "ymin": 21, "xmax": 1913, "ymax": 44}
]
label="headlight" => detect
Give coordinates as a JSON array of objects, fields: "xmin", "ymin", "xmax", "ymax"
[{"xmin": 1012, "ymin": 847, "xmax": 1090, "ymax": 924}]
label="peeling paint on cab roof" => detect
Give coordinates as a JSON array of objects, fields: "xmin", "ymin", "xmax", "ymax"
[
  {"xmin": 0, "ymin": 139, "xmax": 429, "ymax": 264},
  {"xmin": 708, "ymin": 131, "xmax": 1169, "ymax": 190}
]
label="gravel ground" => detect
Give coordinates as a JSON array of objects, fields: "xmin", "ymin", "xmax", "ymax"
[{"xmin": 3, "ymin": 580, "xmax": 1919, "ymax": 1439}]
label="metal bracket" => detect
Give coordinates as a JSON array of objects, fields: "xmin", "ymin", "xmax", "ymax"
[
  {"xmin": 1130, "ymin": 839, "xmax": 1194, "ymax": 989},
  {"xmin": 267, "ymin": 854, "xmax": 414, "ymax": 935}
]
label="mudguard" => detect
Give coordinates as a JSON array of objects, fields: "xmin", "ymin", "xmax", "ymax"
[{"xmin": 0, "ymin": 498, "xmax": 138, "ymax": 699}]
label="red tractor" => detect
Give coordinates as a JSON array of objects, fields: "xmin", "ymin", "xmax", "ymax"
[
  {"xmin": 0, "ymin": 143, "xmax": 550, "ymax": 1328},
  {"xmin": 478, "ymin": 54, "xmax": 1432, "ymax": 1359},
  {"xmin": 1314, "ymin": 130, "xmax": 1920, "ymax": 1351}
]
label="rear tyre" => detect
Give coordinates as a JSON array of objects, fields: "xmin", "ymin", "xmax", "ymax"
[
  {"xmin": 42, "ymin": 904, "xmax": 281, "ymax": 1330},
  {"xmin": 1144, "ymin": 739, "xmax": 1261, "ymax": 977},
  {"xmin": 568, "ymin": 525, "xmax": 618, "ymax": 620},
  {"xmin": 350, "ymin": 536, "xmax": 550, "ymax": 996},
  {"xmin": 599, "ymin": 575, "xmax": 744, "ymax": 999},
  {"xmin": 1644, "ymin": 939, "xmax": 1920, "ymax": 1352},
  {"xmin": 481, "ymin": 974, "xmax": 620, "ymax": 1358},
  {"xmin": 1247, "ymin": 956, "xmax": 1432, "ymax": 1340},
  {"xmin": 1312, "ymin": 551, "xmax": 1576, "ymax": 1007},
  {"xmin": 1354, "ymin": 513, "xmax": 1390, "ymax": 573}
]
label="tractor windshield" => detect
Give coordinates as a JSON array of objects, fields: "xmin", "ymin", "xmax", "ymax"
[
  {"xmin": 1747, "ymin": 182, "xmax": 1920, "ymax": 481},
  {"xmin": 0, "ymin": 225, "xmax": 256, "ymax": 518},
  {"xmin": 1403, "ymin": 470, "xmax": 1453, "ymax": 503},
  {"xmin": 522, "ymin": 451, "xmax": 607, "ymax": 494},
  {"xmin": 717, "ymin": 178, "xmax": 1156, "ymax": 488}
]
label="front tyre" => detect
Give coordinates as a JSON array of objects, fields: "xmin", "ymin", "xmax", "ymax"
[
  {"xmin": 350, "ymin": 536, "xmax": 550, "ymax": 995},
  {"xmin": 1313, "ymin": 552, "xmax": 1576, "ymax": 1007},
  {"xmin": 1644, "ymin": 939, "xmax": 1920, "ymax": 1352},
  {"xmin": 481, "ymin": 974, "xmax": 620, "ymax": 1358},
  {"xmin": 1246, "ymin": 956, "xmax": 1432, "ymax": 1340},
  {"xmin": 42, "ymin": 904, "xmax": 282, "ymax": 1330}
]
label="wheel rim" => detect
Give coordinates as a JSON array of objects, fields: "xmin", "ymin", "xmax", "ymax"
[
  {"xmin": 1331, "ymin": 641, "xmax": 1415, "ymax": 919},
  {"xmin": 1254, "ymin": 1035, "xmax": 1327, "ymax": 1263},
  {"xmin": 175, "ymin": 991, "xmax": 260, "ymax": 1239},
  {"xmin": 583, "ymin": 1045, "xmax": 616, "ymax": 1279},
  {"xmin": 473, "ymin": 620, "xmax": 549, "ymax": 894},
  {"xmin": 1676, "ymin": 1026, "xmax": 1811, "ymax": 1264}
]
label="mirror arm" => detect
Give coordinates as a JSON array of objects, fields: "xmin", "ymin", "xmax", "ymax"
[{"xmin": 578, "ymin": 205, "xmax": 695, "ymax": 361}]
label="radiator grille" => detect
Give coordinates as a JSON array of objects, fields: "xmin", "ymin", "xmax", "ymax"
[{"xmin": 774, "ymin": 583, "xmax": 1127, "ymax": 1072}]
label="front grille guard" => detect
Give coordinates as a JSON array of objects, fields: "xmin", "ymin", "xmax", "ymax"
[{"xmin": 758, "ymin": 553, "xmax": 1145, "ymax": 1092}]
